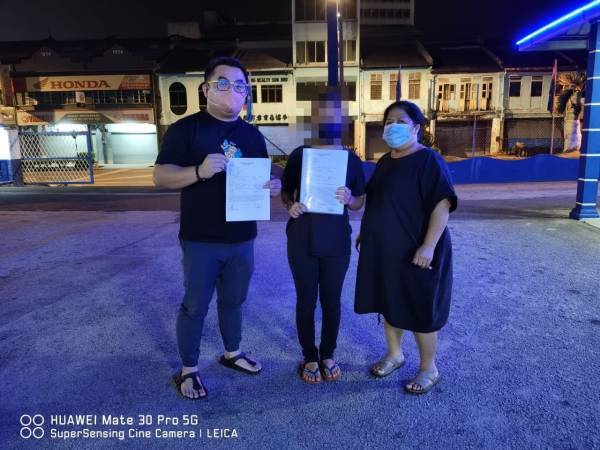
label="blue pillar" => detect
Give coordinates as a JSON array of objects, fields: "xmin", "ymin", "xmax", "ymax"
[
  {"xmin": 570, "ymin": 20, "xmax": 600, "ymax": 219},
  {"xmin": 0, "ymin": 126, "xmax": 22, "ymax": 185},
  {"xmin": 0, "ymin": 159, "xmax": 10, "ymax": 183},
  {"xmin": 319, "ymin": 0, "xmax": 342, "ymax": 145},
  {"xmin": 327, "ymin": 0, "xmax": 338, "ymax": 87}
]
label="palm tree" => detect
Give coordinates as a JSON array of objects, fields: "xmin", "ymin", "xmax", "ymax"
[{"xmin": 557, "ymin": 72, "xmax": 586, "ymax": 151}]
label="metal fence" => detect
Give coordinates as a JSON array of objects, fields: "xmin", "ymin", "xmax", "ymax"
[
  {"xmin": 434, "ymin": 119, "xmax": 492, "ymax": 158},
  {"xmin": 18, "ymin": 131, "xmax": 94, "ymax": 184},
  {"xmin": 502, "ymin": 118, "xmax": 565, "ymax": 156}
]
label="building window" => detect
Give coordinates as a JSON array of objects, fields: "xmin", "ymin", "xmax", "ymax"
[
  {"xmin": 343, "ymin": 40, "xmax": 356, "ymax": 62},
  {"xmin": 310, "ymin": 41, "xmax": 326, "ymax": 63},
  {"xmin": 408, "ymin": 72, "xmax": 421, "ymax": 99},
  {"xmin": 251, "ymin": 85, "xmax": 258, "ymax": 103},
  {"xmin": 509, "ymin": 77, "xmax": 522, "ymax": 97},
  {"xmin": 342, "ymin": 81, "xmax": 356, "ymax": 101},
  {"xmin": 296, "ymin": 81, "xmax": 355, "ymax": 101},
  {"xmin": 438, "ymin": 83, "xmax": 456, "ymax": 100},
  {"xmin": 20, "ymin": 91, "xmax": 138, "ymax": 106},
  {"xmin": 531, "ymin": 76, "xmax": 543, "ymax": 97},
  {"xmin": 296, "ymin": 41, "xmax": 327, "ymax": 64},
  {"xmin": 296, "ymin": 82, "xmax": 327, "ymax": 101},
  {"xmin": 340, "ymin": 0, "xmax": 357, "ymax": 19},
  {"xmin": 198, "ymin": 85, "xmax": 207, "ymax": 111},
  {"xmin": 482, "ymin": 77, "xmax": 493, "ymax": 110},
  {"xmin": 261, "ymin": 85, "xmax": 283, "ymax": 103},
  {"xmin": 295, "ymin": 0, "xmax": 327, "ymax": 21},
  {"xmin": 296, "ymin": 42, "xmax": 306, "ymax": 65},
  {"xmin": 370, "ymin": 73, "xmax": 382, "ymax": 100},
  {"xmin": 92, "ymin": 90, "xmax": 151, "ymax": 105},
  {"xmin": 389, "ymin": 73, "xmax": 398, "ymax": 100},
  {"xmin": 459, "ymin": 79, "xmax": 472, "ymax": 100},
  {"xmin": 169, "ymin": 82, "xmax": 187, "ymax": 115}
]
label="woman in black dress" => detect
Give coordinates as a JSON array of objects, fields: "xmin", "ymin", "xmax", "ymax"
[
  {"xmin": 354, "ymin": 101, "xmax": 457, "ymax": 394},
  {"xmin": 282, "ymin": 145, "xmax": 365, "ymax": 384}
]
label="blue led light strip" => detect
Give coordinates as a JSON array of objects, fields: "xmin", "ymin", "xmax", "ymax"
[{"xmin": 516, "ymin": 0, "xmax": 600, "ymax": 45}]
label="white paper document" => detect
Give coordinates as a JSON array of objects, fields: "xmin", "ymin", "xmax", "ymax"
[
  {"xmin": 300, "ymin": 148, "xmax": 348, "ymax": 215},
  {"xmin": 226, "ymin": 158, "xmax": 271, "ymax": 222}
]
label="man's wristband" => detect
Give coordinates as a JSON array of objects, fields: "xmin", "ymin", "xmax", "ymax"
[{"xmin": 195, "ymin": 164, "xmax": 206, "ymax": 181}]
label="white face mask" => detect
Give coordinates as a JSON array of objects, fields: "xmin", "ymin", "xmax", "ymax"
[{"xmin": 382, "ymin": 123, "xmax": 414, "ymax": 148}]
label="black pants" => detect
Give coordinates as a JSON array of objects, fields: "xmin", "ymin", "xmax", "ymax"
[{"xmin": 288, "ymin": 248, "xmax": 350, "ymax": 363}]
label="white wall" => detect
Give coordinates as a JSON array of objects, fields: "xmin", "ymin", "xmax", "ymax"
[
  {"xmin": 506, "ymin": 73, "xmax": 554, "ymax": 115},
  {"xmin": 250, "ymin": 71, "xmax": 296, "ymax": 127},
  {"xmin": 259, "ymin": 125, "xmax": 309, "ymax": 155},
  {"xmin": 158, "ymin": 73, "xmax": 205, "ymax": 125},
  {"xmin": 159, "ymin": 71, "xmax": 301, "ymax": 127},
  {"xmin": 361, "ymin": 68, "xmax": 431, "ymax": 120}
]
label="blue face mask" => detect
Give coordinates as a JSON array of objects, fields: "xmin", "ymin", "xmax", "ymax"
[{"xmin": 382, "ymin": 123, "xmax": 414, "ymax": 149}]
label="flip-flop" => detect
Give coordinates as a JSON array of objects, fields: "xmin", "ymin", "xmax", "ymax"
[
  {"xmin": 320, "ymin": 361, "xmax": 342, "ymax": 381},
  {"xmin": 173, "ymin": 371, "xmax": 208, "ymax": 400},
  {"xmin": 219, "ymin": 352, "xmax": 262, "ymax": 375},
  {"xmin": 370, "ymin": 357, "xmax": 405, "ymax": 378},
  {"xmin": 404, "ymin": 371, "xmax": 441, "ymax": 395},
  {"xmin": 298, "ymin": 363, "xmax": 322, "ymax": 384}
]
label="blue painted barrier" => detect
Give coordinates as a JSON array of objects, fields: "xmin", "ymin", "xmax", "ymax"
[
  {"xmin": 0, "ymin": 160, "xmax": 11, "ymax": 184},
  {"xmin": 447, "ymin": 155, "xmax": 578, "ymax": 184},
  {"xmin": 362, "ymin": 154, "xmax": 579, "ymax": 184}
]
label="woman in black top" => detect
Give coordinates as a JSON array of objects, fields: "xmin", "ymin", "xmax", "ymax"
[
  {"xmin": 354, "ymin": 101, "xmax": 457, "ymax": 395},
  {"xmin": 282, "ymin": 145, "xmax": 366, "ymax": 384}
]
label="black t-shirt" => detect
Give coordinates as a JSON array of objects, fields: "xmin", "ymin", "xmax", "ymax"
[
  {"xmin": 155, "ymin": 111, "xmax": 268, "ymax": 243},
  {"xmin": 282, "ymin": 146, "xmax": 366, "ymax": 257}
]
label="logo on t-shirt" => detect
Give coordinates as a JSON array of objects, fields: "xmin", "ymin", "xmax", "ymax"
[{"xmin": 221, "ymin": 140, "xmax": 243, "ymax": 159}]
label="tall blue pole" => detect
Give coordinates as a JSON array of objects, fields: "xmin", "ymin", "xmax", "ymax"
[
  {"xmin": 317, "ymin": 0, "xmax": 343, "ymax": 145},
  {"xmin": 327, "ymin": 1, "xmax": 339, "ymax": 87},
  {"xmin": 570, "ymin": 20, "xmax": 600, "ymax": 219}
]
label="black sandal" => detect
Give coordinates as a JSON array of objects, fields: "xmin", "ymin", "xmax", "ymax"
[
  {"xmin": 173, "ymin": 371, "xmax": 208, "ymax": 400},
  {"xmin": 219, "ymin": 352, "xmax": 262, "ymax": 375}
]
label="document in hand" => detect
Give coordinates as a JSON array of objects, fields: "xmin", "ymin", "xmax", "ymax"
[
  {"xmin": 300, "ymin": 148, "xmax": 348, "ymax": 215},
  {"xmin": 226, "ymin": 158, "xmax": 271, "ymax": 222}
]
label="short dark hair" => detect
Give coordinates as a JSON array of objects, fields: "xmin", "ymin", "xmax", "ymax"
[
  {"xmin": 204, "ymin": 56, "xmax": 249, "ymax": 83},
  {"xmin": 383, "ymin": 100, "xmax": 427, "ymax": 142}
]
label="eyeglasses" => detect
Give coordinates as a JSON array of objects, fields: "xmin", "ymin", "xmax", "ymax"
[{"xmin": 206, "ymin": 78, "xmax": 249, "ymax": 94}]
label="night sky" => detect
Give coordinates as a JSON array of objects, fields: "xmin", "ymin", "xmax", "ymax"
[{"xmin": 0, "ymin": 0, "xmax": 579, "ymax": 44}]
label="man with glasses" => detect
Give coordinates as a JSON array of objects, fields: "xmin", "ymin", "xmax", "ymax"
[{"xmin": 154, "ymin": 56, "xmax": 281, "ymax": 400}]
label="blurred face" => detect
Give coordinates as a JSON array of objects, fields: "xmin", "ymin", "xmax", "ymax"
[
  {"xmin": 382, "ymin": 107, "xmax": 420, "ymax": 151},
  {"xmin": 202, "ymin": 65, "xmax": 248, "ymax": 121}
]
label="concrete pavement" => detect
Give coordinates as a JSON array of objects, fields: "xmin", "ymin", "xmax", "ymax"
[{"xmin": 0, "ymin": 182, "xmax": 599, "ymax": 449}]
